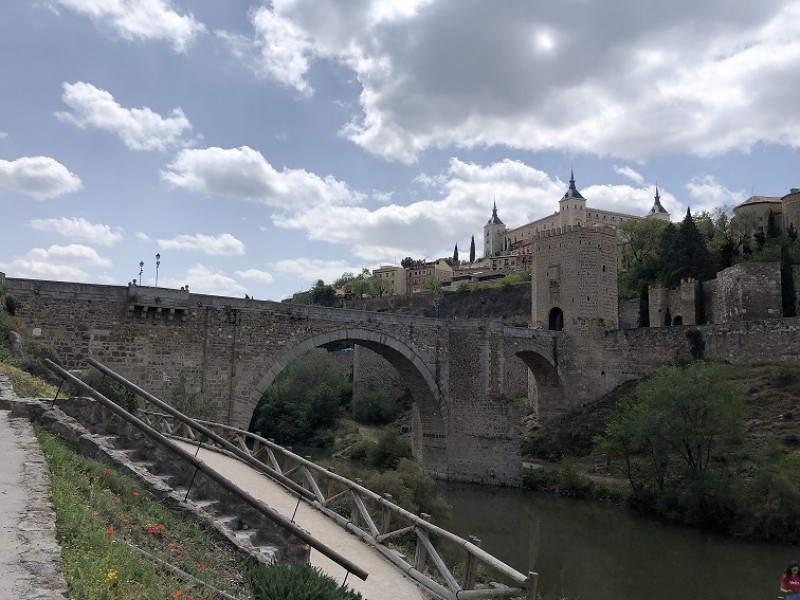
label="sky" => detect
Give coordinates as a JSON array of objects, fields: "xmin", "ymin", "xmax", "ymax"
[{"xmin": 1, "ymin": 1, "xmax": 799, "ymax": 301}]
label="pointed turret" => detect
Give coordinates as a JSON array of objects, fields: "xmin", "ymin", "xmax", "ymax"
[
  {"xmin": 646, "ymin": 186, "xmax": 670, "ymax": 221},
  {"xmin": 487, "ymin": 200, "xmax": 504, "ymax": 225},
  {"xmin": 563, "ymin": 169, "xmax": 585, "ymax": 200}
]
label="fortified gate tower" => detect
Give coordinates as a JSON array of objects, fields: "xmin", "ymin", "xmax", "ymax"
[{"xmin": 530, "ymin": 225, "xmax": 618, "ymax": 332}]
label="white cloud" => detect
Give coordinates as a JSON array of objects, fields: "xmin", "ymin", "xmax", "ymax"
[
  {"xmin": 56, "ymin": 82, "xmax": 193, "ymax": 151},
  {"xmin": 28, "ymin": 217, "xmax": 124, "ymax": 246},
  {"xmin": 271, "ymin": 257, "xmax": 362, "ymax": 284},
  {"xmin": 134, "ymin": 232, "xmax": 151, "ymax": 242},
  {"xmin": 0, "ymin": 244, "xmax": 111, "ymax": 280},
  {"xmin": 52, "ymin": 0, "xmax": 205, "ymax": 52},
  {"xmin": 613, "ymin": 165, "xmax": 645, "ymax": 185},
  {"xmin": 157, "ymin": 233, "xmax": 246, "ymax": 256},
  {"xmin": 235, "ymin": 268, "xmax": 274, "ymax": 284},
  {"xmin": 232, "ymin": 1, "xmax": 800, "ymax": 163},
  {"xmin": 162, "ymin": 146, "xmax": 360, "ymax": 208},
  {"xmin": 686, "ymin": 175, "xmax": 747, "ymax": 210},
  {"xmin": 0, "ymin": 132, "xmax": 7, "ymax": 140},
  {"xmin": 273, "ymin": 158, "xmax": 565, "ymax": 261},
  {"xmin": 217, "ymin": 10, "xmax": 314, "ymax": 95},
  {"xmin": 161, "ymin": 263, "xmax": 246, "ymax": 297},
  {"xmin": 0, "ymin": 156, "xmax": 82, "ymax": 200}
]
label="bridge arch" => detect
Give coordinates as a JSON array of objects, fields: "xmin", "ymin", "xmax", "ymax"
[
  {"xmin": 248, "ymin": 328, "xmax": 447, "ymax": 472},
  {"xmin": 513, "ymin": 344, "xmax": 565, "ymax": 417}
]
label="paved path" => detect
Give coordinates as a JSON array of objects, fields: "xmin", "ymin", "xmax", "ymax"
[
  {"xmin": 0, "ymin": 377, "xmax": 69, "ymax": 599},
  {"xmin": 175, "ymin": 440, "xmax": 428, "ymax": 600}
]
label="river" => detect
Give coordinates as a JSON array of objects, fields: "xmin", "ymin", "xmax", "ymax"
[{"xmin": 436, "ymin": 481, "xmax": 796, "ymax": 600}]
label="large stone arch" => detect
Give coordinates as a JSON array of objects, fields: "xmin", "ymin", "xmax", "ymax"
[
  {"xmin": 248, "ymin": 328, "xmax": 447, "ymax": 472},
  {"xmin": 514, "ymin": 347, "xmax": 565, "ymax": 417}
]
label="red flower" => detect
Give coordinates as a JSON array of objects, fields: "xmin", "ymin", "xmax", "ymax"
[
  {"xmin": 106, "ymin": 528, "xmax": 114, "ymax": 536},
  {"xmin": 104, "ymin": 469, "xmax": 111, "ymax": 476},
  {"xmin": 132, "ymin": 491, "xmax": 139, "ymax": 497},
  {"xmin": 197, "ymin": 562, "xmax": 206, "ymax": 569},
  {"xmin": 167, "ymin": 542, "xmax": 176, "ymax": 548},
  {"xmin": 146, "ymin": 527, "xmax": 155, "ymax": 535},
  {"xmin": 155, "ymin": 524, "xmax": 165, "ymax": 532},
  {"xmin": 113, "ymin": 496, "xmax": 120, "ymax": 503},
  {"xmin": 173, "ymin": 591, "xmax": 183, "ymax": 598},
  {"xmin": 174, "ymin": 549, "xmax": 182, "ymax": 556}
]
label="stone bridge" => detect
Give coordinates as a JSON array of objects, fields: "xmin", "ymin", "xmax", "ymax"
[
  {"xmin": 4, "ymin": 278, "xmax": 568, "ymax": 484},
  {"xmin": 8, "ymin": 276, "xmax": 800, "ymax": 484}
]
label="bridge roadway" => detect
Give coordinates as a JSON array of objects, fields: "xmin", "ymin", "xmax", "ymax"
[{"xmin": 174, "ymin": 440, "xmax": 427, "ymax": 600}]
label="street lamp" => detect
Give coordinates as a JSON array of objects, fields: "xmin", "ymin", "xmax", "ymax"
[
  {"xmin": 155, "ymin": 253, "xmax": 161, "ymax": 287},
  {"xmin": 138, "ymin": 261, "xmax": 144, "ymax": 286}
]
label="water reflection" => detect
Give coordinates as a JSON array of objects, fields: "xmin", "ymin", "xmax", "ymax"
[{"xmin": 436, "ymin": 481, "xmax": 795, "ymax": 600}]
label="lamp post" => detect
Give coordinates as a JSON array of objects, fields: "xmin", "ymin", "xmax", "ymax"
[
  {"xmin": 155, "ymin": 253, "xmax": 161, "ymax": 287},
  {"xmin": 138, "ymin": 261, "xmax": 144, "ymax": 286}
]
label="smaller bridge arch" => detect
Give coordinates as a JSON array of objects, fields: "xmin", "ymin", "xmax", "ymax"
[{"xmin": 248, "ymin": 328, "xmax": 448, "ymax": 474}]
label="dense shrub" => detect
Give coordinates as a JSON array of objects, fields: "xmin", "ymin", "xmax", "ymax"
[
  {"xmin": 248, "ymin": 563, "xmax": 362, "ymax": 600},
  {"xmin": 352, "ymin": 390, "xmax": 402, "ymax": 425},
  {"xmin": 250, "ymin": 349, "xmax": 351, "ymax": 447}
]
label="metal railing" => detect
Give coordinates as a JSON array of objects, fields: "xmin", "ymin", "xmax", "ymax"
[
  {"xmin": 87, "ymin": 358, "xmax": 538, "ymax": 600},
  {"xmin": 44, "ymin": 359, "xmax": 368, "ymax": 582}
]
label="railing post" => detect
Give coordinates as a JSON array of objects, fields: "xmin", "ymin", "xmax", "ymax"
[
  {"xmin": 350, "ymin": 479, "xmax": 363, "ymax": 526},
  {"xmin": 414, "ymin": 513, "xmax": 431, "ymax": 571},
  {"xmin": 381, "ymin": 493, "xmax": 393, "ymax": 534},
  {"xmin": 526, "ymin": 571, "xmax": 538, "ymax": 600},
  {"xmin": 326, "ymin": 467, "xmax": 337, "ymax": 500},
  {"xmin": 463, "ymin": 535, "xmax": 481, "ymax": 590}
]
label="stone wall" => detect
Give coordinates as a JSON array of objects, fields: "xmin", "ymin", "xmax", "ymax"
[
  {"xmin": 618, "ymin": 298, "xmax": 640, "ymax": 330},
  {"xmin": 648, "ymin": 279, "xmax": 699, "ymax": 327},
  {"xmin": 708, "ymin": 262, "xmax": 782, "ymax": 322}
]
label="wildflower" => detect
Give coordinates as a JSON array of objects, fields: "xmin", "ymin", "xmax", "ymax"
[
  {"xmin": 113, "ymin": 496, "xmax": 120, "ymax": 503},
  {"xmin": 106, "ymin": 528, "xmax": 114, "ymax": 536},
  {"xmin": 122, "ymin": 518, "xmax": 129, "ymax": 525},
  {"xmin": 197, "ymin": 562, "xmax": 206, "ymax": 569},
  {"xmin": 104, "ymin": 469, "xmax": 111, "ymax": 476},
  {"xmin": 106, "ymin": 569, "xmax": 117, "ymax": 581},
  {"xmin": 167, "ymin": 542, "xmax": 176, "ymax": 548},
  {"xmin": 132, "ymin": 491, "xmax": 139, "ymax": 497},
  {"xmin": 155, "ymin": 523, "xmax": 165, "ymax": 532},
  {"xmin": 174, "ymin": 549, "xmax": 182, "ymax": 556},
  {"xmin": 146, "ymin": 527, "xmax": 155, "ymax": 535},
  {"xmin": 173, "ymin": 591, "xmax": 183, "ymax": 598}
]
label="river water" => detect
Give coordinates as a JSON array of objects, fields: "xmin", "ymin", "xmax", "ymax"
[{"xmin": 436, "ymin": 481, "xmax": 796, "ymax": 600}]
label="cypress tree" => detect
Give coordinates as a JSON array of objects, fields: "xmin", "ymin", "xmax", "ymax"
[
  {"xmin": 469, "ymin": 236, "xmax": 476, "ymax": 263},
  {"xmin": 453, "ymin": 244, "xmax": 459, "ymax": 265}
]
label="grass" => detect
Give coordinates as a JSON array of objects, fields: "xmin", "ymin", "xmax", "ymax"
[
  {"xmin": 0, "ymin": 361, "xmax": 58, "ymax": 397},
  {"xmin": 36, "ymin": 425, "xmax": 255, "ymax": 600}
]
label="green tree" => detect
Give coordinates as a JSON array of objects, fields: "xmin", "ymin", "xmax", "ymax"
[
  {"xmin": 310, "ymin": 280, "xmax": 337, "ymax": 306},
  {"xmin": 250, "ymin": 349, "xmax": 351, "ymax": 446},
  {"xmin": 599, "ymin": 362, "xmax": 745, "ymax": 494},
  {"xmin": 369, "ymin": 276, "xmax": 394, "ymax": 297},
  {"xmin": 400, "ymin": 257, "xmax": 417, "ymax": 268},
  {"xmin": 422, "ymin": 276, "xmax": 442, "ymax": 292},
  {"xmin": 469, "ymin": 235, "xmax": 476, "ymax": 263},
  {"xmin": 452, "ymin": 244, "xmax": 459, "ymax": 266},
  {"xmin": 618, "ymin": 217, "xmax": 668, "ymax": 298}
]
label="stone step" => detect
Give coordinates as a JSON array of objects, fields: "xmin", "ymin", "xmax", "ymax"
[
  {"xmin": 234, "ymin": 529, "xmax": 258, "ymax": 543},
  {"xmin": 257, "ymin": 545, "xmax": 279, "ymax": 562},
  {"xmin": 132, "ymin": 461, "xmax": 156, "ymax": 472},
  {"xmin": 215, "ymin": 514, "xmax": 240, "ymax": 529},
  {"xmin": 193, "ymin": 498, "xmax": 220, "ymax": 511}
]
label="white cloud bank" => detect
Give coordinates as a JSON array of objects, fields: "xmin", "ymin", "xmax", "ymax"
[
  {"xmin": 28, "ymin": 217, "xmax": 124, "ymax": 246},
  {"xmin": 162, "ymin": 146, "xmax": 360, "ymax": 208},
  {"xmin": 56, "ymin": 82, "xmax": 193, "ymax": 151},
  {"xmin": 0, "ymin": 244, "xmax": 111, "ymax": 280},
  {"xmin": 158, "ymin": 233, "xmax": 246, "ymax": 256},
  {"xmin": 224, "ymin": 0, "xmax": 800, "ymax": 163},
  {"xmin": 52, "ymin": 0, "xmax": 205, "ymax": 52},
  {"xmin": 0, "ymin": 156, "xmax": 82, "ymax": 199}
]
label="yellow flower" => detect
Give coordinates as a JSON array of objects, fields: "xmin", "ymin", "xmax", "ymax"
[{"xmin": 106, "ymin": 569, "xmax": 118, "ymax": 581}]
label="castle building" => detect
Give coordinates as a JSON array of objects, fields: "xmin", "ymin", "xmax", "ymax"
[
  {"xmin": 483, "ymin": 172, "xmax": 670, "ymax": 266},
  {"xmin": 732, "ymin": 188, "xmax": 800, "ymax": 236}
]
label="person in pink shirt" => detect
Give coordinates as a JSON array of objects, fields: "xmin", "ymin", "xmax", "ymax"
[{"xmin": 781, "ymin": 561, "xmax": 800, "ymax": 599}]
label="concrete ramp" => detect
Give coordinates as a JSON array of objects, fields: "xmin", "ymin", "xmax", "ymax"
[{"xmin": 175, "ymin": 440, "xmax": 427, "ymax": 600}]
